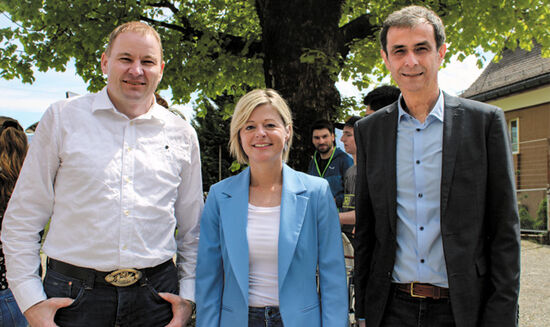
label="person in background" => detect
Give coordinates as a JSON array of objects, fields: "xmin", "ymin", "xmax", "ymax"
[
  {"xmin": 2, "ymin": 21, "xmax": 203, "ymax": 327},
  {"xmin": 196, "ymin": 89, "xmax": 348, "ymax": 327},
  {"xmin": 0, "ymin": 118, "xmax": 29, "ymax": 327},
  {"xmin": 339, "ymin": 86, "xmax": 400, "ymax": 245},
  {"xmin": 354, "ymin": 5, "xmax": 520, "ymax": 327},
  {"xmin": 307, "ymin": 119, "xmax": 353, "ymax": 210},
  {"xmin": 364, "ymin": 85, "xmax": 401, "ymax": 115}
]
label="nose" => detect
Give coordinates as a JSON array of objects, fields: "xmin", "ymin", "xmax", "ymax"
[
  {"xmin": 404, "ymin": 52, "xmax": 419, "ymax": 67},
  {"xmin": 255, "ymin": 126, "xmax": 267, "ymax": 137},
  {"xmin": 128, "ymin": 61, "xmax": 144, "ymax": 75}
]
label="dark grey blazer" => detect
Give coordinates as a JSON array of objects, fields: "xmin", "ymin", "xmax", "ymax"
[{"xmin": 353, "ymin": 92, "xmax": 520, "ymax": 327}]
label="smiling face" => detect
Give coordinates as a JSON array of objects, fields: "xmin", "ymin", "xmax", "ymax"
[
  {"xmin": 239, "ymin": 104, "xmax": 291, "ymax": 166},
  {"xmin": 101, "ymin": 31, "xmax": 164, "ymax": 114},
  {"xmin": 381, "ymin": 23, "xmax": 446, "ymax": 96}
]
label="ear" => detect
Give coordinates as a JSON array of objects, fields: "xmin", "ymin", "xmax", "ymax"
[
  {"xmin": 101, "ymin": 52, "xmax": 108, "ymax": 75},
  {"xmin": 437, "ymin": 43, "xmax": 447, "ymax": 64},
  {"xmin": 159, "ymin": 60, "xmax": 165, "ymax": 80},
  {"xmin": 285, "ymin": 124, "xmax": 292, "ymax": 142},
  {"xmin": 381, "ymin": 49, "xmax": 390, "ymax": 70}
]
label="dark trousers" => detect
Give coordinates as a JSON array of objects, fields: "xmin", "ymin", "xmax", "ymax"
[
  {"xmin": 248, "ymin": 306, "xmax": 284, "ymax": 327},
  {"xmin": 380, "ymin": 284, "xmax": 456, "ymax": 327},
  {"xmin": 44, "ymin": 261, "xmax": 178, "ymax": 327}
]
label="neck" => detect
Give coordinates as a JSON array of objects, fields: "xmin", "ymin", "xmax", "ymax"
[
  {"xmin": 107, "ymin": 89, "xmax": 154, "ymax": 119},
  {"xmin": 319, "ymin": 147, "xmax": 334, "ymax": 160},
  {"xmin": 352, "ymin": 154, "xmax": 356, "ymax": 165},
  {"xmin": 401, "ymin": 88, "xmax": 440, "ymax": 123},
  {"xmin": 249, "ymin": 161, "xmax": 284, "ymax": 188}
]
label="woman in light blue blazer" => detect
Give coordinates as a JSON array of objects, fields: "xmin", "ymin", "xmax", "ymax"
[{"xmin": 195, "ymin": 89, "xmax": 348, "ymax": 327}]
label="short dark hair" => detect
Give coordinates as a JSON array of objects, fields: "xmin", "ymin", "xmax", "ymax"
[
  {"xmin": 364, "ymin": 85, "xmax": 401, "ymax": 111},
  {"xmin": 344, "ymin": 116, "xmax": 362, "ymax": 129},
  {"xmin": 380, "ymin": 5, "xmax": 446, "ymax": 55},
  {"xmin": 310, "ymin": 119, "xmax": 334, "ymax": 136}
]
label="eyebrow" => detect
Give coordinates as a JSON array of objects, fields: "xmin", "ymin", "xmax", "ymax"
[
  {"xmin": 116, "ymin": 52, "xmax": 158, "ymax": 60},
  {"xmin": 390, "ymin": 41, "xmax": 431, "ymax": 51}
]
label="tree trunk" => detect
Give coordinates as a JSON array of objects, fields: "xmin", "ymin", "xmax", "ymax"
[{"xmin": 256, "ymin": 0, "xmax": 345, "ymax": 171}]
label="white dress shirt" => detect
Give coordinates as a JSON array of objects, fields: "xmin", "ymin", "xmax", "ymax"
[{"xmin": 1, "ymin": 88, "xmax": 204, "ymax": 312}]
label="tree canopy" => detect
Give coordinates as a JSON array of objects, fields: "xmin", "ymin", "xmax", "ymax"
[{"xmin": 1, "ymin": 0, "xmax": 549, "ymax": 170}]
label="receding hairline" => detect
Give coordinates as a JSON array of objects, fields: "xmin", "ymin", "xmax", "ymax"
[{"xmin": 105, "ymin": 22, "xmax": 163, "ymax": 59}]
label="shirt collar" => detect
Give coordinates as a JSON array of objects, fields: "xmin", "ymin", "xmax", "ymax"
[
  {"xmin": 91, "ymin": 87, "xmax": 166, "ymax": 124},
  {"xmin": 397, "ymin": 90, "xmax": 444, "ymax": 124}
]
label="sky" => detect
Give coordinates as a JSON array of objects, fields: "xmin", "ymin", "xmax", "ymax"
[{"xmin": 0, "ymin": 53, "xmax": 490, "ymax": 130}]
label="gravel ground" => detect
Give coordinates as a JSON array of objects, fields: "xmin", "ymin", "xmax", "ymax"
[{"xmin": 519, "ymin": 240, "xmax": 550, "ymax": 327}]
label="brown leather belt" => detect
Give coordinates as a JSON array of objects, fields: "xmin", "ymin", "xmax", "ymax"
[{"xmin": 395, "ymin": 282, "xmax": 449, "ymax": 299}]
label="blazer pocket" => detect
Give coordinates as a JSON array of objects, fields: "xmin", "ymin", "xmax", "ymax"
[
  {"xmin": 475, "ymin": 256, "xmax": 487, "ymax": 276},
  {"xmin": 300, "ymin": 302, "xmax": 320, "ymax": 313},
  {"xmin": 222, "ymin": 304, "xmax": 234, "ymax": 312}
]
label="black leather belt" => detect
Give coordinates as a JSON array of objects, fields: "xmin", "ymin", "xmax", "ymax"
[{"xmin": 47, "ymin": 258, "xmax": 173, "ymax": 287}]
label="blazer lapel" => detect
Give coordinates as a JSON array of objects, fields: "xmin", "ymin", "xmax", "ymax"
[
  {"xmin": 218, "ymin": 168, "xmax": 251, "ymax": 302},
  {"xmin": 383, "ymin": 104, "xmax": 399, "ymax": 236},
  {"xmin": 278, "ymin": 164, "xmax": 308, "ymax": 287},
  {"xmin": 440, "ymin": 93, "xmax": 463, "ymax": 219}
]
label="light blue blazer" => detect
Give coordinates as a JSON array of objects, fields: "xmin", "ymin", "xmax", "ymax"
[{"xmin": 195, "ymin": 164, "xmax": 348, "ymax": 327}]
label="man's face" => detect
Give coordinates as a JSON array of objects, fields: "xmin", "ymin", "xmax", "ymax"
[
  {"xmin": 312, "ymin": 128, "xmax": 334, "ymax": 154},
  {"xmin": 101, "ymin": 31, "xmax": 164, "ymax": 110},
  {"xmin": 381, "ymin": 23, "xmax": 446, "ymax": 95},
  {"xmin": 340, "ymin": 126, "xmax": 356, "ymax": 156}
]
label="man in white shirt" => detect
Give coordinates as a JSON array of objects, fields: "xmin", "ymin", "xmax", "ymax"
[{"xmin": 1, "ymin": 21, "xmax": 203, "ymax": 327}]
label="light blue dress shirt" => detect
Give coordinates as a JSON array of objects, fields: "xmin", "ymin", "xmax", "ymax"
[{"xmin": 392, "ymin": 91, "xmax": 448, "ymax": 287}]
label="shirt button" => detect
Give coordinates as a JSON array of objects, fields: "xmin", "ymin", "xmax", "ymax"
[
  {"xmin": 416, "ymin": 128, "xmax": 421, "ymax": 132},
  {"xmin": 418, "ymin": 193, "xmax": 423, "ymax": 198},
  {"xmin": 124, "ymin": 210, "xmax": 130, "ymax": 216},
  {"xmin": 420, "ymin": 259, "xmax": 425, "ymax": 263},
  {"xmin": 122, "ymin": 245, "xmax": 128, "ymax": 250},
  {"xmin": 127, "ymin": 147, "xmax": 133, "ymax": 152},
  {"xmin": 125, "ymin": 177, "xmax": 131, "ymax": 183},
  {"xmin": 419, "ymin": 226, "xmax": 424, "ymax": 231},
  {"xmin": 416, "ymin": 160, "xmax": 420, "ymax": 164}
]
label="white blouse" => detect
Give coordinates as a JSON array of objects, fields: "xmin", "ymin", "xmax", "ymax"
[{"xmin": 246, "ymin": 203, "xmax": 280, "ymax": 307}]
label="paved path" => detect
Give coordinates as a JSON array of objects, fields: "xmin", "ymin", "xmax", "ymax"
[{"xmin": 519, "ymin": 240, "xmax": 550, "ymax": 326}]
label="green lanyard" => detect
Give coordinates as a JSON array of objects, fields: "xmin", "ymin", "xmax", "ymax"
[{"xmin": 314, "ymin": 148, "xmax": 336, "ymax": 177}]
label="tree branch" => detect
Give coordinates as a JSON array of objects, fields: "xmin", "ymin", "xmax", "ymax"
[
  {"xmin": 338, "ymin": 13, "xmax": 379, "ymax": 59},
  {"xmin": 139, "ymin": 15, "xmax": 262, "ymax": 58}
]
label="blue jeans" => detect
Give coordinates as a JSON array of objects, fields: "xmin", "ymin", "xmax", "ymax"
[
  {"xmin": 381, "ymin": 285, "xmax": 455, "ymax": 327},
  {"xmin": 44, "ymin": 261, "xmax": 178, "ymax": 327},
  {"xmin": 248, "ymin": 306, "xmax": 283, "ymax": 327},
  {"xmin": 0, "ymin": 288, "xmax": 28, "ymax": 327}
]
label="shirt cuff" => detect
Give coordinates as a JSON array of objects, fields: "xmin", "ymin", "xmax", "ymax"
[
  {"xmin": 12, "ymin": 278, "xmax": 48, "ymax": 313},
  {"xmin": 179, "ymin": 277, "xmax": 195, "ymax": 302}
]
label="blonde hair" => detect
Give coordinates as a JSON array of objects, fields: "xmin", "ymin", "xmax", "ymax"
[
  {"xmin": 229, "ymin": 89, "xmax": 293, "ymax": 164},
  {"xmin": 105, "ymin": 21, "xmax": 163, "ymax": 60}
]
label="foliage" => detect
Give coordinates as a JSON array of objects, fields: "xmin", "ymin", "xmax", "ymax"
[
  {"xmin": 519, "ymin": 204, "xmax": 534, "ymax": 230},
  {"xmin": 191, "ymin": 94, "xmax": 238, "ymax": 192},
  {"xmin": 1, "ymin": 0, "xmax": 549, "ymax": 169},
  {"xmin": 534, "ymin": 197, "xmax": 548, "ymax": 230}
]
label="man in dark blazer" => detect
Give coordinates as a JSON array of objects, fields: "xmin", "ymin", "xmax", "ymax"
[{"xmin": 354, "ymin": 5, "xmax": 520, "ymax": 327}]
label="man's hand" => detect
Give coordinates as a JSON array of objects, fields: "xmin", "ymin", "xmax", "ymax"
[
  {"xmin": 158, "ymin": 292, "xmax": 193, "ymax": 327},
  {"xmin": 358, "ymin": 319, "xmax": 366, "ymax": 327},
  {"xmin": 24, "ymin": 297, "xmax": 74, "ymax": 327}
]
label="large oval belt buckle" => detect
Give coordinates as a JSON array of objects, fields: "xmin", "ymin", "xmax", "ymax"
[{"xmin": 105, "ymin": 269, "xmax": 142, "ymax": 287}]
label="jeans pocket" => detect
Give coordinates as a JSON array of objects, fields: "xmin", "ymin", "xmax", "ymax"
[{"xmin": 43, "ymin": 270, "xmax": 87, "ymax": 308}]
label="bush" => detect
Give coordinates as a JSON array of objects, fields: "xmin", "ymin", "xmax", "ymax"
[{"xmin": 519, "ymin": 205, "xmax": 534, "ymax": 230}]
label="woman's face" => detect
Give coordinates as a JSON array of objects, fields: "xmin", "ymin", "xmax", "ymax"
[{"xmin": 239, "ymin": 104, "xmax": 290, "ymax": 166}]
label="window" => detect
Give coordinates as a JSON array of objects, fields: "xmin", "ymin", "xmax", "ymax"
[{"xmin": 509, "ymin": 119, "xmax": 519, "ymax": 154}]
